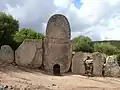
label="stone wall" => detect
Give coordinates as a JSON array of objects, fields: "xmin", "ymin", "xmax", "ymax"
[
  {"xmin": 92, "ymin": 52, "xmax": 103, "ymax": 76},
  {"xmin": 72, "ymin": 52, "xmax": 85, "ymax": 75},
  {"xmin": 0, "ymin": 43, "xmax": 120, "ymax": 77},
  {"xmin": 0, "ymin": 14, "xmax": 119, "ymax": 77},
  {"xmin": 71, "ymin": 52, "xmax": 107, "ymax": 76},
  {"xmin": 15, "ymin": 39, "xmax": 43, "ymax": 68}
]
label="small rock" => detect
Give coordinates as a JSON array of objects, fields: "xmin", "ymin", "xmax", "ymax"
[
  {"xmin": 52, "ymin": 84, "xmax": 56, "ymax": 86},
  {"xmin": 10, "ymin": 86, "xmax": 13, "ymax": 89},
  {"xmin": 4, "ymin": 85, "xmax": 8, "ymax": 88}
]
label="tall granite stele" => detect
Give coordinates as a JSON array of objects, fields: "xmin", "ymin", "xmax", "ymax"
[
  {"xmin": 92, "ymin": 52, "xmax": 103, "ymax": 76},
  {"xmin": 43, "ymin": 14, "xmax": 72, "ymax": 74}
]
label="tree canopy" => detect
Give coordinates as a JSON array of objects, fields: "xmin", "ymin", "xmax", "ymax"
[
  {"xmin": 71, "ymin": 35, "xmax": 120, "ymax": 55},
  {"xmin": 71, "ymin": 35, "xmax": 93, "ymax": 52},
  {"xmin": 14, "ymin": 28, "xmax": 45, "ymax": 43},
  {"xmin": 93, "ymin": 42, "xmax": 118, "ymax": 55},
  {"xmin": 0, "ymin": 12, "xmax": 45, "ymax": 50},
  {"xmin": 0, "ymin": 12, "xmax": 19, "ymax": 45}
]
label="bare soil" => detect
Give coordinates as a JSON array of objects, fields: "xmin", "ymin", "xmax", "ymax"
[{"xmin": 0, "ymin": 64, "xmax": 120, "ymax": 90}]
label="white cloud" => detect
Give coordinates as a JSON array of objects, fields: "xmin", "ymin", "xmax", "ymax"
[
  {"xmin": 69, "ymin": 0, "xmax": 120, "ymax": 40},
  {"xmin": 0, "ymin": 0, "xmax": 120, "ymax": 41},
  {"xmin": 5, "ymin": 0, "xmax": 56, "ymax": 23},
  {"xmin": 54, "ymin": 0, "xmax": 71, "ymax": 8}
]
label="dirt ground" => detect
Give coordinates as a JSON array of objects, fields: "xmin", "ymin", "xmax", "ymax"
[{"xmin": 0, "ymin": 64, "xmax": 120, "ymax": 90}]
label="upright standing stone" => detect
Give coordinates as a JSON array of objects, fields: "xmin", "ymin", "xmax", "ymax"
[
  {"xmin": 72, "ymin": 52, "xmax": 85, "ymax": 75},
  {"xmin": 104, "ymin": 56, "xmax": 120, "ymax": 77},
  {"xmin": 92, "ymin": 52, "xmax": 102, "ymax": 76},
  {"xmin": 0, "ymin": 45, "xmax": 14, "ymax": 64},
  {"xmin": 43, "ymin": 14, "xmax": 72, "ymax": 73},
  {"xmin": 15, "ymin": 39, "xmax": 43, "ymax": 68}
]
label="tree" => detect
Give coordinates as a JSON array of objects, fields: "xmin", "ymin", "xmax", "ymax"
[
  {"xmin": 116, "ymin": 54, "xmax": 120, "ymax": 66},
  {"xmin": 71, "ymin": 35, "xmax": 93, "ymax": 52},
  {"xmin": 14, "ymin": 28, "xmax": 45, "ymax": 43},
  {"xmin": 93, "ymin": 42, "xmax": 117, "ymax": 55},
  {"xmin": 0, "ymin": 12, "xmax": 19, "ymax": 45}
]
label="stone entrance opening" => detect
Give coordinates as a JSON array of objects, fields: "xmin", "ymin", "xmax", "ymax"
[{"xmin": 53, "ymin": 64, "xmax": 60, "ymax": 75}]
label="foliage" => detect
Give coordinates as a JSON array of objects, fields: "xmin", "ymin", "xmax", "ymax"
[
  {"xmin": 0, "ymin": 12, "xmax": 19, "ymax": 46},
  {"xmin": 0, "ymin": 12, "xmax": 46, "ymax": 50},
  {"xmin": 14, "ymin": 28, "xmax": 45, "ymax": 43},
  {"xmin": 71, "ymin": 35, "xmax": 93, "ymax": 52},
  {"xmin": 92, "ymin": 40, "xmax": 120, "ymax": 50},
  {"xmin": 93, "ymin": 42, "xmax": 118, "ymax": 55},
  {"xmin": 116, "ymin": 54, "xmax": 120, "ymax": 66}
]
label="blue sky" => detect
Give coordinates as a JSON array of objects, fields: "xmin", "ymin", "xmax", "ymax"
[
  {"xmin": 74, "ymin": 0, "xmax": 81, "ymax": 9},
  {"xmin": 1, "ymin": 0, "xmax": 120, "ymax": 41}
]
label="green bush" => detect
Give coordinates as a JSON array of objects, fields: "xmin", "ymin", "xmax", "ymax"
[
  {"xmin": 116, "ymin": 54, "xmax": 120, "ymax": 66},
  {"xmin": 13, "ymin": 28, "xmax": 45, "ymax": 49},
  {"xmin": 93, "ymin": 42, "xmax": 117, "ymax": 55},
  {"xmin": 14, "ymin": 28, "xmax": 45, "ymax": 43},
  {"xmin": 71, "ymin": 35, "xmax": 93, "ymax": 52}
]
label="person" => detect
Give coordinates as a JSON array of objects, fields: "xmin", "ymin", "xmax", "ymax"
[
  {"xmin": 84, "ymin": 56, "xmax": 93, "ymax": 76},
  {"xmin": 84, "ymin": 56, "xmax": 90, "ymax": 74}
]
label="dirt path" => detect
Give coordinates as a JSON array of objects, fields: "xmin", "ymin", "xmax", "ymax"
[{"xmin": 0, "ymin": 65, "xmax": 120, "ymax": 90}]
